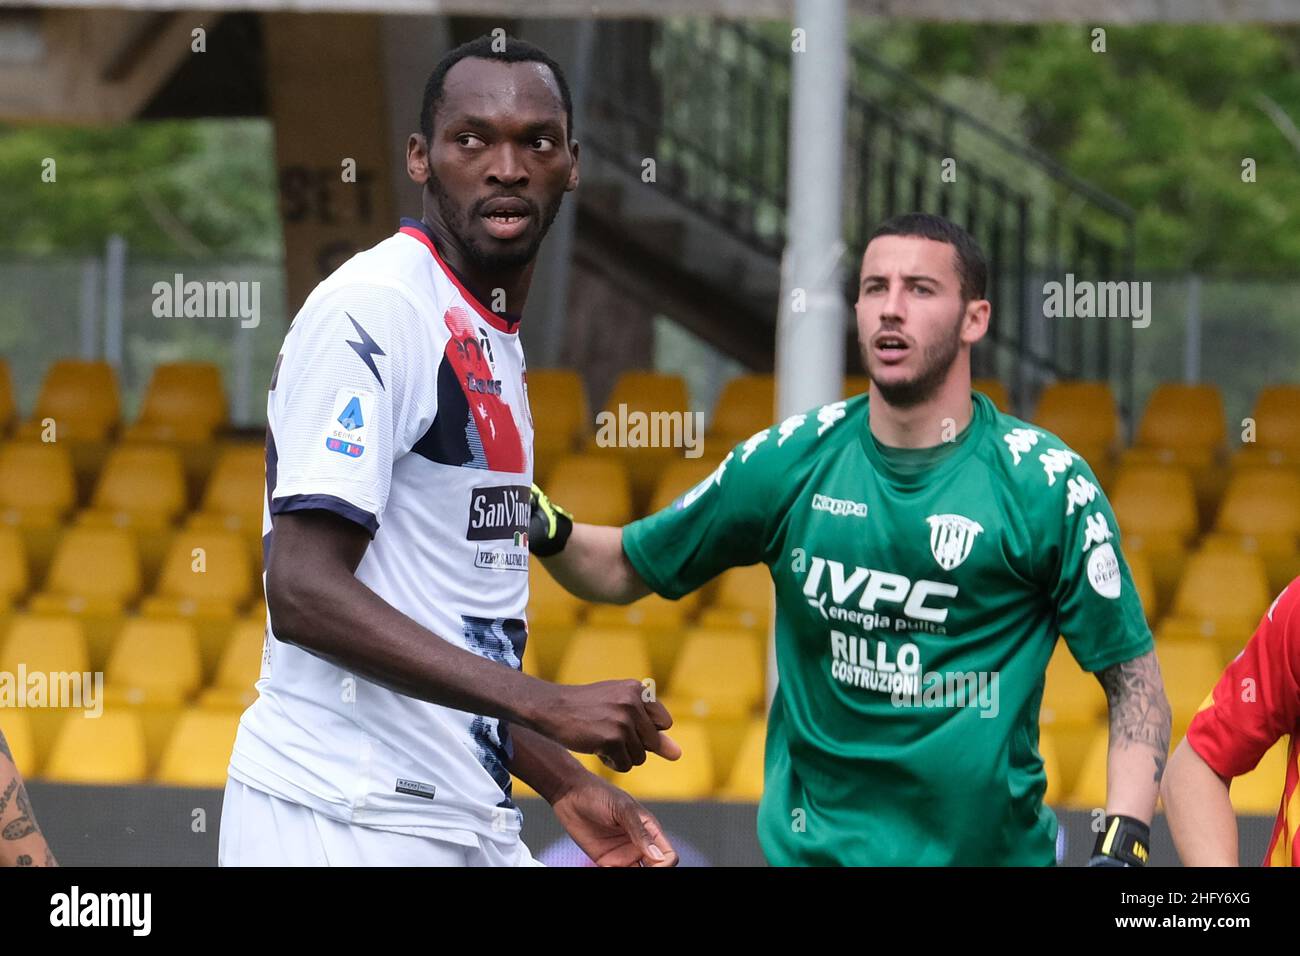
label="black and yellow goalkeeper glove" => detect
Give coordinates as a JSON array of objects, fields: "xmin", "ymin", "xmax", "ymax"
[
  {"xmin": 528, "ymin": 483, "xmax": 573, "ymax": 557},
  {"xmin": 1088, "ymin": 815, "xmax": 1150, "ymax": 867}
]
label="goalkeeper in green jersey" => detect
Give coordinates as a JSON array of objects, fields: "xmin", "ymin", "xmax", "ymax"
[{"xmin": 530, "ymin": 213, "xmax": 1171, "ymax": 866}]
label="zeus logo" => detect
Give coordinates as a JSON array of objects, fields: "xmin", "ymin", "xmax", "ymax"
[
  {"xmin": 344, "ymin": 312, "xmax": 386, "ymax": 388},
  {"xmin": 801, "ymin": 556, "xmax": 958, "ymax": 623}
]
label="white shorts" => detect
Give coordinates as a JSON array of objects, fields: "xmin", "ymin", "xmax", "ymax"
[{"xmin": 218, "ymin": 779, "xmax": 543, "ymax": 867}]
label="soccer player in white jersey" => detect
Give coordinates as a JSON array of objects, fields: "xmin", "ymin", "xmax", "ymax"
[{"xmin": 220, "ymin": 36, "xmax": 680, "ymax": 867}]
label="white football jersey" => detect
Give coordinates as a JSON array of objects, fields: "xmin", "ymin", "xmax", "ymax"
[{"xmin": 228, "ymin": 218, "xmax": 537, "ymax": 845}]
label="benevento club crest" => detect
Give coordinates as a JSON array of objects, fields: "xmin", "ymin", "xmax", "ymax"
[{"xmin": 926, "ymin": 513, "xmax": 984, "ymax": 571}]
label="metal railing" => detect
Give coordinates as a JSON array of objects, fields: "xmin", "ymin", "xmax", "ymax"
[{"xmin": 582, "ymin": 18, "xmax": 1139, "ymax": 420}]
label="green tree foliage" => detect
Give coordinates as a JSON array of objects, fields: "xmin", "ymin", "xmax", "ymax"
[
  {"xmin": 865, "ymin": 22, "xmax": 1300, "ymax": 274},
  {"xmin": 0, "ymin": 118, "xmax": 279, "ymax": 259}
]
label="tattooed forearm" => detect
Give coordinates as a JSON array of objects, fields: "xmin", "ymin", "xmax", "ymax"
[
  {"xmin": 3, "ymin": 787, "xmax": 37, "ymax": 841},
  {"xmin": 0, "ymin": 732, "xmax": 56, "ymax": 864},
  {"xmin": 1097, "ymin": 650, "xmax": 1173, "ymax": 783}
]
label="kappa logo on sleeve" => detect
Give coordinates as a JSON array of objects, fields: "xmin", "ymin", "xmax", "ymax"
[{"xmin": 324, "ymin": 388, "xmax": 376, "ymax": 459}]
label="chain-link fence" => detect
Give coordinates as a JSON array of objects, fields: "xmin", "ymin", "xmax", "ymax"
[
  {"xmin": 2, "ymin": 252, "xmax": 1299, "ymax": 434},
  {"xmin": 0, "ymin": 253, "xmax": 285, "ymax": 428}
]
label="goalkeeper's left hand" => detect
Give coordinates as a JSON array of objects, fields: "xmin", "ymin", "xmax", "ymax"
[
  {"xmin": 1088, "ymin": 815, "xmax": 1150, "ymax": 867},
  {"xmin": 528, "ymin": 482, "xmax": 574, "ymax": 557}
]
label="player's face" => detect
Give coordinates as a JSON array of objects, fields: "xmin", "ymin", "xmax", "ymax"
[
  {"xmin": 855, "ymin": 235, "xmax": 986, "ymax": 408},
  {"xmin": 423, "ymin": 57, "xmax": 579, "ymax": 272}
]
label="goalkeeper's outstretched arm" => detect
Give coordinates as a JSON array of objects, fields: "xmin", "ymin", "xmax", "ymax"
[{"xmin": 529, "ymin": 484, "xmax": 651, "ymax": 605}]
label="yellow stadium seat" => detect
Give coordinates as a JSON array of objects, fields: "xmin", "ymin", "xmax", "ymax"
[
  {"xmin": 972, "ymin": 378, "xmax": 1010, "ymax": 412},
  {"xmin": 82, "ymin": 444, "xmax": 187, "ymax": 529},
  {"xmin": 586, "ymin": 371, "xmax": 693, "ymax": 508},
  {"xmin": 703, "ymin": 716, "xmax": 754, "ymax": 788},
  {"xmin": 555, "ymin": 627, "xmax": 653, "ymax": 686},
  {"xmin": 718, "ymin": 718, "xmax": 766, "ymax": 801},
  {"xmin": 526, "ymin": 564, "xmax": 584, "ymax": 679},
  {"xmin": 1214, "ymin": 467, "xmax": 1300, "ymax": 544},
  {"xmin": 154, "ymin": 708, "xmax": 241, "ymax": 787},
  {"xmin": 43, "ymin": 710, "xmax": 147, "ymax": 783},
  {"xmin": 1130, "ymin": 383, "xmax": 1229, "ymax": 525},
  {"xmin": 606, "ymin": 719, "xmax": 714, "ymax": 800},
  {"xmin": 1065, "ymin": 725, "xmax": 1110, "ymax": 810},
  {"xmin": 0, "ymin": 615, "xmax": 89, "ymax": 676},
  {"xmin": 584, "ymin": 592, "xmax": 699, "ymax": 679},
  {"xmin": 599, "ymin": 371, "xmax": 690, "ymax": 423},
  {"xmin": 77, "ymin": 444, "xmax": 186, "ymax": 586},
  {"xmin": 1210, "ymin": 467, "xmax": 1300, "ymax": 592},
  {"xmin": 546, "ymin": 455, "xmax": 633, "ymax": 527},
  {"xmin": 1033, "ymin": 380, "xmax": 1119, "ymax": 481},
  {"xmin": 1039, "ymin": 729, "xmax": 1063, "ymax": 806},
  {"xmin": 1112, "ymin": 464, "xmax": 1197, "ymax": 606},
  {"xmin": 1229, "ymin": 737, "xmax": 1292, "ymax": 815},
  {"xmin": 1158, "ymin": 642, "xmax": 1224, "ymax": 741},
  {"xmin": 0, "ymin": 707, "xmax": 37, "ymax": 776},
  {"xmin": 843, "ymin": 375, "xmax": 872, "ymax": 398},
  {"xmin": 704, "ymin": 563, "xmax": 773, "ymax": 625},
  {"xmin": 663, "ymin": 628, "xmax": 763, "ymax": 720},
  {"xmin": 1249, "ymin": 385, "xmax": 1300, "ymax": 456},
  {"xmin": 27, "ymin": 526, "xmax": 139, "ymax": 666},
  {"xmin": 1229, "ymin": 443, "xmax": 1300, "ymax": 472},
  {"xmin": 1136, "ymin": 383, "xmax": 1226, "ymax": 454},
  {"xmin": 1169, "ymin": 549, "xmax": 1269, "ymax": 653},
  {"xmin": 1126, "ymin": 549, "xmax": 1158, "ymax": 624},
  {"xmin": 709, "ymin": 375, "xmax": 775, "ymax": 447},
  {"xmin": 646, "ymin": 456, "xmax": 724, "ymax": 514},
  {"xmin": 187, "ymin": 443, "xmax": 265, "ymax": 576},
  {"xmin": 528, "ymin": 369, "xmax": 590, "ymax": 483},
  {"xmin": 0, "ymin": 442, "xmax": 76, "ymax": 528},
  {"xmin": 144, "ymin": 529, "xmax": 252, "ymax": 611},
  {"xmin": 192, "ymin": 444, "xmax": 264, "ymax": 531},
  {"xmin": 104, "ymin": 619, "xmax": 202, "ymax": 706},
  {"xmin": 0, "ymin": 527, "xmax": 29, "ymax": 608},
  {"xmin": 1041, "ymin": 642, "xmax": 1107, "ymax": 728},
  {"xmin": 1040, "ymin": 642, "xmax": 1106, "ymax": 799},
  {"xmin": 199, "ymin": 620, "xmax": 264, "ymax": 711},
  {"xmin": 1034, "ymin": 380, "xmax": 1118, "ymax": 446},
  {"xmin": 127, "ymin": 362, "xmax": 228, "ymax": 442},
  {"xmin": 30, "ymin": 526, "xmax": 141, "ymax": 612},
  {"xmin": 140, "ymin": 529, "xmax": 251, "ymax": 676},
  {"xmin": 1112, "ymin": 464, "xmax": 1198, "ymax": 545},
  {"xmin": 17, "ymin": 360, "xmax": 121, "ymax": 442}
]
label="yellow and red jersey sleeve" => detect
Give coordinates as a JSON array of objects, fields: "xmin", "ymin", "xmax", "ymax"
[{"xmin": 1186, "ymin": 579, "xmax": 1300, "ymax": 865}]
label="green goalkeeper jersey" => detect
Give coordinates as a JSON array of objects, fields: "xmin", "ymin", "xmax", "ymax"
[{"xmin": 621, "ymin": 390, "xmax": 1152, "ymax": 866}]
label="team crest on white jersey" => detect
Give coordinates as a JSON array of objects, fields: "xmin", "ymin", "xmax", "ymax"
[{"xmin": 926, "ymin": 513, "xmax": 984, "ymax": 571}]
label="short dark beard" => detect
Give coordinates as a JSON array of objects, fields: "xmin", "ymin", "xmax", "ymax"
[
  {"xmin": 862, "ymin": 309, "xmax": 964, "ymax": 409},
  {"xmin": 428, "ymin": 172, "xmax": 564, "ymax": 273}
]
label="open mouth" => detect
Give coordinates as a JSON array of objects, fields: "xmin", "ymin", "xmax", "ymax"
[
  {"xmin": 872, "ymin": 333, "xmax": 911, "ymax": 363},
  {"xmin": 479, "ymin": 198, "xmax": 532, "ymax": 241}
]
